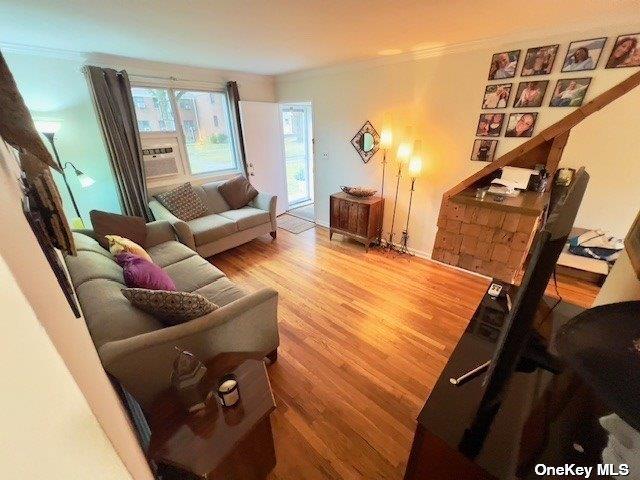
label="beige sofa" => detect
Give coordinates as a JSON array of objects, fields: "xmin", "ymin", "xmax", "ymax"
[
  {"xmin": 149, "ymin": 180, "xmax": 277, "ymax": 258},
  {"xmin": 65, "ymin": 220, "xmax": 279, "ymax": 407}
]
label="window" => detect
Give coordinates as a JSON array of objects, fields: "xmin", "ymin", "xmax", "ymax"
[
  {"xmin": 174, "ymin": 90, "xmax": 237, "ymax": 175},
  {"xmin": 131, "ymin": 87, "xmax": 176, "ymax": 132},
  {"xmin": 131, "ymin": 86, "xmax": 239, "ymax": 177},
  {"xmin": 133, "ymin": 96, "xmax": 147, "ymax": 109}
]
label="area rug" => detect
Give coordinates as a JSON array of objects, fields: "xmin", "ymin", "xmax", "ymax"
[
  {"xmin": 277, "ymin": 214, "xmax": 315, "ymax": 234},
  {"xmin": 287, "ymin": 204, "xmax": 315, "ymax": 222}
]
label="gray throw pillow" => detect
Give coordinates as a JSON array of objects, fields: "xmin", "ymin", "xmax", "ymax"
[
  {"xmin": 90, "ymin": 210, "xmax": 147, "ymax": 249},
  {"xmin": 121, "ymin": 288, "xmax": 218, "ymax": 326},
  {"xmin": 155, "ymin": 182, "xmax": 207, "ymax": 221},
  {"xmin": 218, "ymin": 175, "xmax": 259, "ymax": 210}
]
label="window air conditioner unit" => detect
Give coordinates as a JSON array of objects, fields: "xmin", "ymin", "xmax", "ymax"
[{"xmin": 141, "ymin": 141, "xmax": 180, "ymax": 179}]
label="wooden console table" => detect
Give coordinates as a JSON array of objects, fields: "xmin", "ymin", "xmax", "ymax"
[
  {"xmin": 329, "ymin": 192, "xmax": 384, "ymax": 251},
  {"xmin": 147, "ymin": 353, "xmax": 276, "ymax": 480}
]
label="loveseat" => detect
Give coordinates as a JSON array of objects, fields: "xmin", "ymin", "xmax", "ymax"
[
  {"xmin": 65, "ymin": 220, "xmax": 279, "ymax": 406},
  {"xmin": 149, "ymin": 180, "xmax": 277, "ymax": 258}
]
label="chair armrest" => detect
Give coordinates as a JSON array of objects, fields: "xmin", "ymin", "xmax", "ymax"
[
  {"xmin": 144, "ymin": 221, "xmax": 176, "ymax": 247},
  {"xmin": 99, "ymin": 287, "xmax": 279, "ymax": 406},
  {"xmin": 149, "ymin": 199, "xmax": 196, "ymax": 250},
  {"xmin": 252, "ymin": 192, "xmax": 277, "ymax": 231}
]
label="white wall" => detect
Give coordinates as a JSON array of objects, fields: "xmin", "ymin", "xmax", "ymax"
[
  {"xmin": 277, "ymin": 24, "xmax": 640, "ymax": 257},
  {"xmin": 0, "ymin": 256, "xmax": 132, "ymax": 479},
  {"xmin": 0, "ymin": 138, "xmax": 154, "ymax": 479}
]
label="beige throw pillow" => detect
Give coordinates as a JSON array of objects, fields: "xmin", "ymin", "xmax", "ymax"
[
  {"xmin": 218, "ymin": 175, "xmax": 259, "ymax": 210},
  {"xmin": 156, "ymin": 182, "xmax": 207, "ymax": 221},
  {"xmin": 121, "ymin": 288, "xmax": 218, "ymax": 326},
  {"xmin": 105, "ymin": 235, "xmax": 153, "ymax": 263}
]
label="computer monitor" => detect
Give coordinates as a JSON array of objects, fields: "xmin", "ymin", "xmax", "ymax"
[{"xmin": 459, "ymin": 167, "xmax": 590, "ymax": 458}]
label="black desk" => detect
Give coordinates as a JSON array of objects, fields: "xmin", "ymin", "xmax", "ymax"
[{"xmin": 404, "ymin": 283, "xmax": 615, "ymax": 479}]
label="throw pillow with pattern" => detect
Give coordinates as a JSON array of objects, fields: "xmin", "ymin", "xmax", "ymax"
[
  {"xmin": 155, "ymin": 182, "xmax": 207, "ymax": 221},
  {"xmin": 121, "ymin": 288, "xmax": 218, "ymax": 326}
]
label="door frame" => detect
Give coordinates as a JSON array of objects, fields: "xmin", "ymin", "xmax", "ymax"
[{"xmin": 280, "ymin": 102, "xmax": 315, "ymax": 210}]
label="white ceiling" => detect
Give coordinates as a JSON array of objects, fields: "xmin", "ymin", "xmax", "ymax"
[{"xmin": 1, "ymin": 0, "xmax": 639, "ymax": 75}]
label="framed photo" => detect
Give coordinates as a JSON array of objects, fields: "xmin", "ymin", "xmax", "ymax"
[
  {"xmin": 606, "ymin": 33, "xmax": 640, "ymax": 68},
  {"xmin": 513, "ymin": 81, "xmax": 549, "ymax": 108},
  {"xmin": 471, "ymin": 139, "xmax": 498, "ymax": 162},
  {"xmin": 505, "ymin": 113, "xmax": 538, "ymax": 138},
  {"xmin": 488, "ymin": 50, "xmax": 520, "ymax": 80},
  {"xmin": 562, "ymin": 37, "xmax": 607, "ymax": 72},
  {"xmin": 521, "ymin": 44, "xmax": 559, "ymax": 76},
  {"xmin": 476, "ymin": 113, "xmax": 505, "ymax": 137},
  {"xmin": 550, "ymin": 78, "xmax": 591, "ymax": 107},
  {"xmin": 482, "ymin": 83, "xmax": 512, "ymax": 109}
]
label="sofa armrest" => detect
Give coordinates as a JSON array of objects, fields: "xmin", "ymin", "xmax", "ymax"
[
  {"xmin": 252, "ymin": 192, "xmax": 277, "ymax": 231},
  {"xmin": 149, "ymin": 199, "xmax": 196, "ymax": 251},
  {"xmin": 99, "ymin": 287, "xmax": 279, "ymax": 406},
  {"xmin": 144, "ymin": 220, "xmax": 176, "ymax": 247}
]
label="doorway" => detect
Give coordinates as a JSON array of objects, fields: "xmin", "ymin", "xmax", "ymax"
[{"xmin": 280, "ymin": 103, "xmax": 314, "ymax": 221}]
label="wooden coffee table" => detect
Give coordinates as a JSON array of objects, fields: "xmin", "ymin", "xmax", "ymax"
[{"xmin": 147, "ymin": 353, "xmax": 276, "ymax": 480}]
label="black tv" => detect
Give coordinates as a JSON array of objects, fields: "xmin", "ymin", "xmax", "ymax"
[{"xmin": 458, "ymin": 167, "xmax": 590, "ymax": 458}]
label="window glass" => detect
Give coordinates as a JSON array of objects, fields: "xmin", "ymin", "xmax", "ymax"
[
  {"xmin": 174, "ymin": 90, "xmax": 237, "ymax": 174},
  {"xmin": 131, "ymin": 87, "xmax": 176, "ymax": 132}
]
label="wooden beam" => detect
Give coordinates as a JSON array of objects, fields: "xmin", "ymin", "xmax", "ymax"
[
  {"xmin": 545, "ymin": 130, "xmax": 571, "ymax": 177},
  {"xmin": 445, "ymin": 70, "xmax": 640, "ymax": 198}
]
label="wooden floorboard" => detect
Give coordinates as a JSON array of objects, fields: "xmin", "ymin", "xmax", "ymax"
[{"xmin": 210, "ymin": 226, "xmax": 598, "ymax": 480}]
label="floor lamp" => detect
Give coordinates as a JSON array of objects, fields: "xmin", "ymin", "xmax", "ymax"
[
  {"xmin": 378, "ymin": 126, "xmax": 392, "ymax": 242},
  {"xmin": 388, "ymin": 127, "xmax": 413, "ymax": 250},
  {"xmin": 400, "ymin": 140, "xmax": 423, "ymax": 254},
  {"xmin": 35, "ymin": 121, "xmax": 95, "ymax": 228}
]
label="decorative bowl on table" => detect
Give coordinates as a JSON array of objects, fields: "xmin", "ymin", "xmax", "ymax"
[{"xmin": 340, "ymin": 186, "xmax": 377, "ymax": 197}]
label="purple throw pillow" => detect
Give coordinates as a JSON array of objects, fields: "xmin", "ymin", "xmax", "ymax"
[{"xmin": 115, "ymin": 252, "xmax": 176, "ymax": 291}]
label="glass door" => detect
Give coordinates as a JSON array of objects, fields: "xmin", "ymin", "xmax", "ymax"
[{"xmin": 280, "ymin": 103, "xmax": 313, "ymax": 206}]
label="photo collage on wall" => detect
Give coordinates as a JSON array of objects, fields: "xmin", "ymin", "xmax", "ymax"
[{"xmin": 471, "ymin": 32, "xmax": 640, "ymax": 162}]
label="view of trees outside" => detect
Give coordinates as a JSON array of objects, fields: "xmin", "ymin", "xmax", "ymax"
[
  {"xmin": 132, "ymin": 87, "xmax": 237, "ymax": 174},
  {"xmin": 282, "ymin": 108, "xmax": 310, "ymax": 204}
]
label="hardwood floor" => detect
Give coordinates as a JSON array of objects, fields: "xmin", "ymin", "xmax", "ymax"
[{"xmin": 210, "ymin": 226, "xmax": 598, "ymax": 480}]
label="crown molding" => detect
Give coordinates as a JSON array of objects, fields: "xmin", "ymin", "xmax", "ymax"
[
  {"xmin": 0, "ymin": 42, "xmax": 86, "ymax": 61},
  {"xmin": 276, "ymin": 18, "xmax": 640, "ymax": 82}
]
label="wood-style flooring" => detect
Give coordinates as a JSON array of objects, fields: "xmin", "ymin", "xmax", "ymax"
[{"xmin": 210, "ymin": 226, "xmax": 598, "ymax": 480}]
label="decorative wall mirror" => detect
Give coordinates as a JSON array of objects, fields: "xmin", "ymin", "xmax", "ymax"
[{"xmin": 350, "ymin": 121, "xmax": 380, "ymax": 163}]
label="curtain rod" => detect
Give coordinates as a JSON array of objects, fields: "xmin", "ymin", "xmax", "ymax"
[{"xmin": 128, "ymin": 73, "xmax": 230, "ymax": 86}]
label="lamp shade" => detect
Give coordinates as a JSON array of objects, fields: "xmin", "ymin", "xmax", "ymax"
[
  {"xmin": 396, "ymin": 126, "xmax": 413, "ymax": 165},
  {"xmin": 34, "ymin": 120, "xmax": 61, "ymax": 135},
  {"xmin": 408, "ymin": 157, "xmax": 423, "ymax": 178},
  {"xmin": 380, "ymin": 127, "xmax": 393, "ymax": 149},
  {"xmin": 77, "ymin": 172, "xmax": 96, "ymax": 188}
]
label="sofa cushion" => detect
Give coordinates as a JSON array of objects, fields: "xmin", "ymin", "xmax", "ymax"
[
  {"xmin": 199, "ymin": 182, "xmax": 231, "ymax": 214},
  {"xmin": 121, "ymin": 288, "xmax": 218, "ymax": 326},
  {"xmin": 218, "ymin": 175, "xmax": 259, "ymax": 210},
  {"xmin": 73, "ymin": 232, "xmax": 114, "ymax": 260},
  {"xmin": 187, "ymin": 214, "xmax": 238, "ymax": 246},
  {"xmin": 156, "ymin": 182, "xmax": 207, "ymax": 221},
  {"xmin": 193, "ymin": 277, "xmax": 247, "ymax": 307},
  {"xmin": 90, "ymin": 210, "xmax": 146, "ymax": 249},
  {"xmin": 65, "ymin": 249, "xmax": 124, "ymax": 288},
  {"xmin": 163, "ymin": 255, "xmax": 226, "ymax": 292},
  {"xmin": 147, "ymin": 240, "xmax": 197, "ymax": 268},
  {"xmin": 219, "ymin": 207, "xmax": 270, "ymax": 231},
  {"xmin": 76, "ymin": 279, "xmax": 164, "ymax": 348}
]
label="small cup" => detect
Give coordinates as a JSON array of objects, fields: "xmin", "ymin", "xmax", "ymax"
[{"xmin": 216, "ymin": 374, "xmax": 240, "ymax": 407}]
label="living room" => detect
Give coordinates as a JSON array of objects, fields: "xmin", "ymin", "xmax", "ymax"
[{"xmin": 2, "ymin": 2, "xmax": 640, "ymax": 479}]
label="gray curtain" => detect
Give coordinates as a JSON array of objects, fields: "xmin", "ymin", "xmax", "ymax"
[
  {"xmin": 226, "ymin": 81, "xmax": 249, "ymax": 177},
  {"xmin": 86, "ymin": 65, "xmax": 152, "ymax": 221}
]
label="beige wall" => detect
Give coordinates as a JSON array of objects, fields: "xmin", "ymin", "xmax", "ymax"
[
  {"xmin": 0, "ymin": 139, "xmax": 153, "ymax": 479},
  {"xmin": 277, "ymin": 24, "xmax": 640, "ymax": 257}
]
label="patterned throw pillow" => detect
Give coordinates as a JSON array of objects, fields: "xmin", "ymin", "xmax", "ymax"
[
  {"xmin": 155, "ymin": 183, "xmax": 207, "ymax": 221},
  {"xmin": 121, "ymin": 288, "xmax": 218, "ymax": 326}
]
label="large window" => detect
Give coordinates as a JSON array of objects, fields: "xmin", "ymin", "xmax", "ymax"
[{"xmin": 131, "ymin": 86, "xmax": 238, "ymax": 177}]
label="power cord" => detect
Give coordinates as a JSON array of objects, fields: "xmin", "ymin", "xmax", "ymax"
[{"xmin": 537, "ymin": 267, "xmax": 563, "ymax": 327}]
